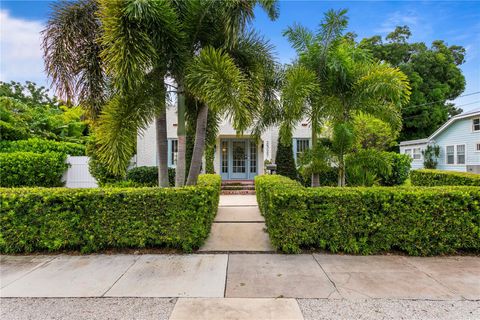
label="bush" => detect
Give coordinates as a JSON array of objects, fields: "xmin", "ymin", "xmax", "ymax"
[
  {"xmin": 379, "ymin": 152, "xmax": 412, "ymax": 186},
  {"xmin": 126, "ymin": 166, "xmax": 176, "ymax": 187},
  {"xmin": 275, "ymin": 137, "xmax": 298, "ymax": 181},
  {"xmin": 411, "ymin": 169, "xmax": 480, "ymax": 186},
  {"xmin": 0, "ymin": 138, "xmax": 85, "ymax": 156},
  {"xmin": 0, "ymin": 174, "xmax": 221, "ymax": 253},
  {"xmin": 86, "ymin": 137, "xmax": 123, "ymax": 186},
  {"xmin": 255, "ymin": 175, "xmax": 480, "ymax": 255},
  {"xmin": 0, "ymin": 152, "xmax": 67, "ymax": 187}
]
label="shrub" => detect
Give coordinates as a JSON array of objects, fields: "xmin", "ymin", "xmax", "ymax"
[
  {"xmin": 275, "ymin": 136, "xmax": 298, "ymax": 181},
  {"xmin": 0, "ymin": 174, "xmax": 221, "ymax": 253},
  {"xmin": 411, "ymin": 169, "xmax": 480, "ymax": 186},
  {"xmin": 422, "ymin": 144, "xmax": 440, "ymax": 169},
  {"xmin": 86, "ymin": 137, "xmax": 123, "ymax": 186},
  {"xmin": 379, "ymin": 152, "xmax": 412, "ymax": 186},
  {"xmin": 0, "ymin": 152, "xmax": 67, "ymax": 187},
  {"xmin": 0, "ymin": 138, "xmax": 85, "ymax": 156},
  {"xmin": 255, "ymin": 175, "xmax": 480, "ymax": 255},
  {"xmin": 126, "ymin": 166, "xmax": 176, "ymax": 187}
]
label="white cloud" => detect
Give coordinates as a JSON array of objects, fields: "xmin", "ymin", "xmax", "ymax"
[
  {"xmin": 375, "ymin": 10, "xmax": 433, "ymax": 40},
  {"xmin": 0, "ymin": 10, "xmax": 47, "ymax": 86}
]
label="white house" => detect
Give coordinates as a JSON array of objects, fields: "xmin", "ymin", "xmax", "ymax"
[
  {"xmin": 399, "ymin": 109, "xmax": 480, "ymax": 173},
  {"xmin": 136, "ymin": 106, "xmax": 312, "ymax": 180}
]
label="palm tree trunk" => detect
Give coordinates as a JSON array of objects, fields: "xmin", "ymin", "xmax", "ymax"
[
  {"xmin": 186, "ymin": 103, "xmax": 208, "ymax": 185},
  {"xmin": 156, "ymin": 109, "xmax": 169, "ymax": 187},
  {"xmin": 311, "ymin": 122, "xmax": 320, "ymax": 187},
  {"xmin": 175, "ymin": 84, "xmax": 186, "ymax": 186},
  {"xmin": 338, "ymin": 157, "xmax": 346, "ymax": 187}
]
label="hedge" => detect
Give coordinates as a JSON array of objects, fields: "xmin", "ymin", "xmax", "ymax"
[
  {"xmin": 411, "ymin": 169, "xmax": 480, "ymax": 186},
  {"xmin": 0, "ymin": 174, "xmax": 221, "ymax": 253},
  {"xmin": 0, "ymin": 152, "xmax": 67, "ymax": 187},
  {"xmin": 126, "ymin": 166, "xmax": 176, "ymax": 187},
  {"xmin": 255, "ymin": 175, "xmax": 480, "ymax": 255},
  {"xmin": 0, "ymin": 138, "xmax": 85, "ymax": 156}
]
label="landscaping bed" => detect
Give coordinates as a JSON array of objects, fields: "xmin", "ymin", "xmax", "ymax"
[
  {"xmin": 255, "ymin": 175, "xmax": 480, "ymax": 255},
  {"xmin": 0, "ymin": 174, "xmax": 221, "ymax": 253}
]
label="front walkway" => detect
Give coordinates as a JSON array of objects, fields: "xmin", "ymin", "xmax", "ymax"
[{"xmin": 199, "ymin": 195, "xmax": 273, "ymax": 252}]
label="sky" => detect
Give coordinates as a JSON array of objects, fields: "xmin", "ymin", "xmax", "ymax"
[{"xmin": 1, "ymin": 0, "xmax": 479, "ymax": 111}]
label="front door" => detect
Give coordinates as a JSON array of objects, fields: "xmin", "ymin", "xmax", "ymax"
[{"xmin": 220, "ymin": 139, "xmax": 257, "ymax": 180}]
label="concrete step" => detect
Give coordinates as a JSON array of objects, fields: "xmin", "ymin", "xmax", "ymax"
[
  {"xmin": 221, "ymin": 185, "xmax": 255, "ymax": 190},
  {"xmin": 221, "ymin": 190, "xmax": 256, "ymax": 195}
]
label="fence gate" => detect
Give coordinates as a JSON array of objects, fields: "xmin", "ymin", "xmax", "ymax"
[{"xmin": 63, "ymin": 156, "xmax": 98, "ymax": 188}]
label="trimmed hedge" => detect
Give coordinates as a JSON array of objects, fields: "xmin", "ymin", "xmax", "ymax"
[
  {"xmin": 126, "ymin": 166, "xmax": 176, "ymax": 187},
  {"xmin": 411, "ymin": 169, "xmax": 480, "ymax": 186},
  {"xmin": 0, "ymin": 152, "xmax": 67, "ymax": 187},
  {"xmin": 0, "ymin": 174, "xmax": 221, "ymax": 253},
  {"xmin": 255, "ymin": 175, "xmax": 480, "ymax": 255},
  {"xmin": 0, "ymin": 138, "xmax": 85, "ymax": 156}
]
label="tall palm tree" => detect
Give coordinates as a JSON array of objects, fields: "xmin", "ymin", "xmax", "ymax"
[{"xmin": 280, "ymin": 10, "xmax": 410, "ymax": 187}]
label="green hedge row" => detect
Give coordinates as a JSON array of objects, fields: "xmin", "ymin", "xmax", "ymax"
[
  {"xmin": 126, "ymin": 166, "xmax": 176, "ymax": 187},
  {"xmin": 255, "ymin": 175, "xmax": 480, "ymax": 255},
  {"xmin": 411, "ymin": 169, "xmax": 480, "ymax": 186},
  {"xmin": 0, "ymin": 152, "xmax": 67, "ymax": 187},
  {"xmin": 0, "ymin": 174, "xmax": 221, "ymax": 253},
  {"xmin": 0, "ymin": 138, "xmax": 85, "ymax": 156}
]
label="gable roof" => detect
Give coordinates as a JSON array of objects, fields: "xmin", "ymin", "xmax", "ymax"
[
  {"xmin": 400, "ymin": 109, "xmax": 480, "ymax": 145},
  {"xmin": 429, "ymin": 108, "xmax": 480, "ymax": 140}
]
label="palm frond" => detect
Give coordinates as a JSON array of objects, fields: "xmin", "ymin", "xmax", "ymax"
[
  {"xmin": 42, "ymin": 0, "xmax": 106, "ymax": 118},
  {"xmin": 185, "ymin": 46, "xmax": 252, "ymax": 132},
  {"xmin": 283, "ymin": 23, "xmax": 314, "ymax": 53}
]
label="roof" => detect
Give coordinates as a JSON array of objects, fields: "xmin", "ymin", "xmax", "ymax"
[
  {"xmin": 399, "ymin": 138, "xmax": 428, "ymax": 146},
  {"xmin": 400, "ymin": 109, "xmax": 480, "ymax": 145}
]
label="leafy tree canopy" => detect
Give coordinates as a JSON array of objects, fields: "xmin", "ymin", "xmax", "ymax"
[
  {"xmin": 0, "ymin": 81, "xmax": 88, "ymax": 143},
  {"xmin": 359, "ymin": 26, "xmax": 466, "ymax": 141}
]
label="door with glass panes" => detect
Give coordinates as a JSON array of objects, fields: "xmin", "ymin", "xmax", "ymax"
[{"xmin": 220, "ymin": 139, "xmax": 257, "ymax": 180}]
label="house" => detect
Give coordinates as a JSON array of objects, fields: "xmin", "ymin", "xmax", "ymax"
[
  {"xmin": 399, "ymin": 109, "xmax": 480, "ymax": 173},
  {"xmin": 136, "ymin": 106, "xmax": 312, "ymax": 180}
]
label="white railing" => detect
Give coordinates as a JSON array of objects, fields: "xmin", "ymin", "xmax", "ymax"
[{"xmin": 63, "ymin": 156, "xmax": 98, "ymax": 188}]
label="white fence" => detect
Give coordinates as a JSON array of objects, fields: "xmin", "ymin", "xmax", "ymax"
[{"xmin": 63, "ymin": 156, "xmax": 98, "ymax": 188}]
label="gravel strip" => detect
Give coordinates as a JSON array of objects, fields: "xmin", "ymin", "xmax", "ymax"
[
  {"xmin": 0, "ymin": 297, "xmax": 176, "ymax": 320},
  {"xmin": 298, "ymin": 299, "xmax": 480, "ymax": 320}
]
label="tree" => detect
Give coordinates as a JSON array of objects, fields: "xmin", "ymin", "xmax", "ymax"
[
  {"xmin": 280, "ymin": 10, "xmax": 411, "ymax": 186},
  {"xmin": 360, "ymin": 26, "xmax": 466, "ymax": 141},
  {"xmin": 352, "ymin": 113, "xmax": 397, "ymax": 151},
  {"xmin": 275, "ymin": 133, "xmax": 298, "ymax": 180}
]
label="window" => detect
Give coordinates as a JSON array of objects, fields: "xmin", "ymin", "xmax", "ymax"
[
  {"xmin": 473, "ymin": 118, "xmax": 480, "ymax": 132},
  {"xmin": 294, "ymin": 139, "xmax": 310, "ymax": 162},
  {"xmin": 412, "ymin": 148, "xmax": 422, "ymax": 160},
  {"xmin": 446, "ymin": 145, "xmax": 455, "ymax": 164},
  {"xmin": 169, "ymin": 139, "xmax": 178, "ymax": 167},
  {"xmin": 476, "ymin": 143, "xmax": 480, "ymax": 152},
  {"xmin": 456, "ymin": 145, "xmax": 465, "ymax": 164},
  {"xmin": 404, "ymin": 149, "xmax": 412, "ymax": 157},
  {"xmin": 221, "ymin": 141, "xmax": 228, "ymax": 173}
]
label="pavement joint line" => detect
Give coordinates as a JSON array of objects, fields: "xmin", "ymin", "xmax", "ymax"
[
  {"xmin": 0, "ymin": 256, "xmax": 58, "ymax": 290},
  {"xmin": 101, "ymin": 255, "xmax": 141, "ymax": 297},
  {"xmin": 213, "ymin": 221, "xmax": 265, "ymax": 223},
  {"xmin": 223, "ymin": 254, "xmax": 230, "ymax": 298},
  {"xmin": 312, "ymin": 254, "xmax": 343, "ymax": 299},
  {"xmin": 401, "ymin": 257, "xmax": 461, "ymax": 300},
  {"xmin": 218, "ymin": 205, "xmax": 258, "ymax": 208}
]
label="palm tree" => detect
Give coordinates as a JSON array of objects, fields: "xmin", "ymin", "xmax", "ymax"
[
  {"xmin": 280, "ymin": 10, "xmax": 410, "ymax": 186},
  {"xmin": 42, "ymin": 0, "xmax": 106, "ymax": 119}
]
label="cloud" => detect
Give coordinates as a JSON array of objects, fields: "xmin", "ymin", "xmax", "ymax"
[
  {"xmin": 0, "ymin": 10, "xmax": 47, "ymax": 86},
  {"xmin": 375, "ymin": 10, "xmax": 433, "ymax": 40}
]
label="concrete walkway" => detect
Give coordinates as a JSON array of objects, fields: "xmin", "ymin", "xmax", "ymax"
[
  {"xmin": 1, "ymin": 254, "xmax": 479, "ymax": 319},
  {"xmin": 199, "ymin": 195, "xmax": 273, "ymax": 252}
]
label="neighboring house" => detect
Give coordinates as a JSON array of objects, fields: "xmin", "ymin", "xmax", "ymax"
[
  {"xmin": 399, "ymin": 109, "xmax": 480, "ymax": 173},
  {"xmin": 136, "ymin": 106, "xmax": 312, "ymax": 180}
]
